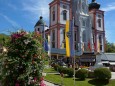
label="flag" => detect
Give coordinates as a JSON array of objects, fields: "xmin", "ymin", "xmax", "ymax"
[
  {"xmin": 69, "ymin": 20, "xmax": 74, "ymax": 57},
  {"xmin": 65, "ymin": 20, "xmax": 70, "ymax": 57},
  {"xmin": 43, "ymin": 25, "xmax": 48, "ymax": 52},
  {"xmin": 48, "ymin": 35, "xmax": 51, "ymax": 56},
  {"xmin": 44, "ymin": 39, "xmax": 48, "ymax": 52},
  {"xmin": 82, "ymin": 42, "xmax": 84, "ymax": 52},
  {"xmin": 97, "ymin": 41, "xmax": 100, "ymax": 52},
  {"xmin": 88, "ymin": 40, "xmax": 91, "ymax": 52}
]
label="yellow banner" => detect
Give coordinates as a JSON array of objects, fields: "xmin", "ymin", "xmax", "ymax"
[
  {"xmin": 65, "ymin": 20, "xmax": 70, "ymax": 57},
  {"xmin": 98, "ymin": 41, "xmax": 100, "ymax": 52}
]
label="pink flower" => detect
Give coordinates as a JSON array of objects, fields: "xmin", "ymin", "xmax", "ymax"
[
  {"xmin": 15, "ymin": 83, "xmax": 19, "ymax": 86},
  {"xmin": 40, "ymin": 81, "xmax": 46, "ymax": 86},
  {"xmin": 34, "ymin": 77, "xmax": 37, "ymax": 81}
]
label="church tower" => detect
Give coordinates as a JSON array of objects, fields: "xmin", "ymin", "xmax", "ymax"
[
  {"xmin": 73, "ymin": 0, "xmax": 94, "ymax": 54},
  {"xmin": 48, "ymin": 0, "xmax": 72, "ymax": 59},
  {"xmin": 49, "ymin": 0, "xmax": 71, "ymax": 49},
  {"xmin": 89, "ymin": 0, "xmax": 105, "ymax": 53}
]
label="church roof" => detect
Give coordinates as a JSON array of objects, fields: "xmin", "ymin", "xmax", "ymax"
[
  {"xmin": 34, "ymin": 16, "xmax": 46, "ymax": 27},
  {"xmin": 89, "ymin": 0, "xmax": 100, "ymax": 10}
]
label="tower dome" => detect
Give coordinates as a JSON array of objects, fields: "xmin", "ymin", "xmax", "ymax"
[
  {"xmin": 34, "ymin": 16, "xmax": 46, "ymax": 27},
  {"xmin": 89, "ymin": 0, "xmax": 100, "ymax": 11}
]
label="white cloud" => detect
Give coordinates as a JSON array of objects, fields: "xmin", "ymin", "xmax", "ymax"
[
  {"xmin": 8, "ymin": 3, "xmax": 17, "ymax": 10},
  {"xmin": 0, "ymin": 13, "xmax": 20, "ymax": 27},
  {"xmin": 22, "ymin": 0, "xmax": 52, "ymax": 24},
  {"xmin": 101, "ymin": 3, "xmax": 115, "ymax": 12}
]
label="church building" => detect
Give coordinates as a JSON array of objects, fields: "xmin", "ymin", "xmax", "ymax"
[{"xmin": 34, "ymin": 0, "xmax": 105, "ymax": 66}]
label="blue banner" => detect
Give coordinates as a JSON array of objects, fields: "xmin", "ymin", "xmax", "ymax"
[{"xmin": 69, "ymin": 20, "xmax": 74, "ymax": 57}]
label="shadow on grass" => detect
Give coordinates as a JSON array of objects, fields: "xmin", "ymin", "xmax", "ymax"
[
  {"xmin": 75, "ymin": 78, "xmax": 85, "ymax": 81},
  {"xmin": 88, "ymin": 79, "xmax": 109, "ymax": 86}
]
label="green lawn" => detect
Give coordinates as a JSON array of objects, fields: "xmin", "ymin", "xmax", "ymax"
[
  {"xmin": 45, "ymin": 74, "xmax": 115, "ymax": 86},
  {"xmin": 43, "ymin": 67, "xmax": 58, "ymax": 73},
  {"xmin": 43, "ymin": 62, "xmax": 115, "ymax": 86}
]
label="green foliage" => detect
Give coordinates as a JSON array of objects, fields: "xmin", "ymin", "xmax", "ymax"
[
  {"xmin": 88, "ymin": 71, "xmax": 94, "ymax": 78},
  {"xmin": 0, "ymin": 34, "xmax": 9, "ymax": 45},
  {"xmin": 66, "ymin": 68, "xmax": 73, "ymax": 77},
  {"xmin": 105, "ymin": 41, "xmax": 115, "ymax": 53},
  {"xmin": 75, "ymin": 69, "xmax": 88, "ymax": 80},
  {"xmin": 94, "ymin": 68, "xmax": 111, "ymax": 80},
  {"xmin": 58, "ymin": 66, "xmax": 63, "ymax": 73},
  {"xmin": 61, "ymin": 67, "xmax": 68, "ymax": 74},
  {"xmin": 0, "ymin": 30, "xmax": 47, "ymax": 86},
  {"xmin": 53, "ymin": 64, "xmax": 60, "ymax": 71}
]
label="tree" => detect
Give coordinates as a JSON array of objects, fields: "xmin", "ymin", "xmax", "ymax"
[
  {"xmin": 105, "ymin": 40, "xmax": 115, "ymax": 53},
  {"xmin": 0, "ymin": 34, "xmax": 9, "ymax": 45},
  {"xmin": 0, "ymin": 30, "xmax": 47, "ymax": 86}
]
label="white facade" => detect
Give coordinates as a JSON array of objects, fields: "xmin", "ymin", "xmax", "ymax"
[
  {"xmin": 60, "ymin": 2, "xmax": 70, "ymax": 24},
  {"xmin": 50, "ymin": 4, "xmax": 58, "ymax": 26},
  {"xmin": 74, "ymin": 0, "xmax": 94, "ymax": 53}
]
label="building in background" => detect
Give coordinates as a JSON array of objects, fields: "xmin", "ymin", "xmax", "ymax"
[{"xmin": 34, "ymin": 0, "xmax": 105, "ymax": 67}]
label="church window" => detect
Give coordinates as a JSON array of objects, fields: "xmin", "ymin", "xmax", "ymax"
[
  {"xmin": 82, "ymin": 30, "xmax": 86, "ymax": 42},
  {"xmin": 99, "ymin": 35, "xmax": 102, "ymax": 43},
  {"xmin": 52, "ymin": 11, "xmax": 55, "ymax": 21},
  {"xmin": 74, "ymin": 31, "xmax": 77, "ymax": 41},
  {"xmin": 98, "ymin": 19, "xmax": 101, "ymax": 27},
  {"xmin": 63, "ymin": 10, "xmax": 67, "ymax": 20},
  {"xmin": 52, "ymin": 30, "xmax": 55, "ymax": 48},
  {"xmin": 63, "ymin": 5, "xmax": 67, "ymax": 9},
  {"xmin": 74, "ymin": 30, "xmax": 77, "ymax": 50},
  {"xmin": 53, "ymin": 6, "xmax": 55, "ymax": 11},
  {"xmin": 63, "ymin": 29, "xmax": 66, "ymax": 48},
  {"xmin": 99, "ymin": 35, "xmax": 102, "ymax": 51},
  {"xmin": 38, "ymin": 28, "xmax": 39, "ymax": 31},
  {"xmin": 82, "ymin": 19, "xmax": 86, "ymax": 26}
]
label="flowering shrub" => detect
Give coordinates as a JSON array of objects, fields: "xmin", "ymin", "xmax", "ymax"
[{"xmin": 0, "ymin": 30, "xmax": 47, "ymax": 86}]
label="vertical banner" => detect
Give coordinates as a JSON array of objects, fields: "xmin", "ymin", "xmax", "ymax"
[
  {"xmin": 88, "ymin": 40, "xmax": 91, "ymax": 52},
  {"xmin": 69, "ymin": 20, "xmax": 74, "ymax": 57},
  {"xmin": 97, "ymin": 41, "xmax": 100, "ymax": 52},
  {"xmin": 48, "ymin": 34, "xmax": 51, "ymax": 56},
  {"xmin": 65, "ymin": 20, "xmax": 70, "ymax": 57}
]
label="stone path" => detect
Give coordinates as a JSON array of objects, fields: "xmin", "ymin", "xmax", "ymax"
[
  {"xmin": 111, "ymin": 72, "xmax": 115, "ymax": 79},
  {"xmin": 44, "ymin": 81, "xmax": 59, "ymax": 86}
]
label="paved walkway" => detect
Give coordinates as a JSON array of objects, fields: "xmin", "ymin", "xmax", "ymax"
[
  {"xmin": 111, "ymin": 72, "xmax": 115, "ymax": 79},
  {"xmin": 44, "ymin": 81, "xmax": 59, "ymax": 86}
]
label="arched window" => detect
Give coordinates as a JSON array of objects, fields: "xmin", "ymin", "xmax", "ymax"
[
  {"xmin": 98, "ymin": 19, "xmax": 101, "ymax": 27},
  {"xmin": 99, "ymin": 35, "xmax": 102, "ymax": 50},
  {"xmin": 63, "ymin": 10, "xmax": 67, "ymax": 20},
  {"xmin": 82, "ymin": 18, "xmax": 86, "ymax": 26},
  {"xmin": 38, "ymin": 28, "xmax": 39, "ymax": 31},
  {"xmin": 82, "ymin": 30, "xmax": 86, "ymax": 42},
  {"xmin": 52, "ymin": 11, "xmax": 55, "ymax": 21},
  {"xmin": 52, "ymin": 30, "xmax": 55, "ymax": 48}
]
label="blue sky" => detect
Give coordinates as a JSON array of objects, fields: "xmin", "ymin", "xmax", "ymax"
[{"xmin": 0, "ymin": 0, "xmax": 115, "ymax": 43}]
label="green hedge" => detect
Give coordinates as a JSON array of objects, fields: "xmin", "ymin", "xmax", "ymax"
[
  {"xmin": 53, "ymin": 65, "xmax": 74, "ymax": 77},
  {"xmin": 53, "ymin": 64, "xmax": 59, "ymax": 71},
  {"xmin": 61, "ymin": 67, "xmax": 68, "ymax": 74},
  {"xmin": 66, "ymin": 68, "xmax": 74, "ymax": 77},
  {"xmin": 94, "ymin": 68, "xmax": 111, "ymax": 80},
  {"xmin": 88, "ymin": 71, "xmax": 95, "ymax": 78},
  {"xmin": 75, "ymin": 69, "xmax": 88, "ymax": 80}
]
